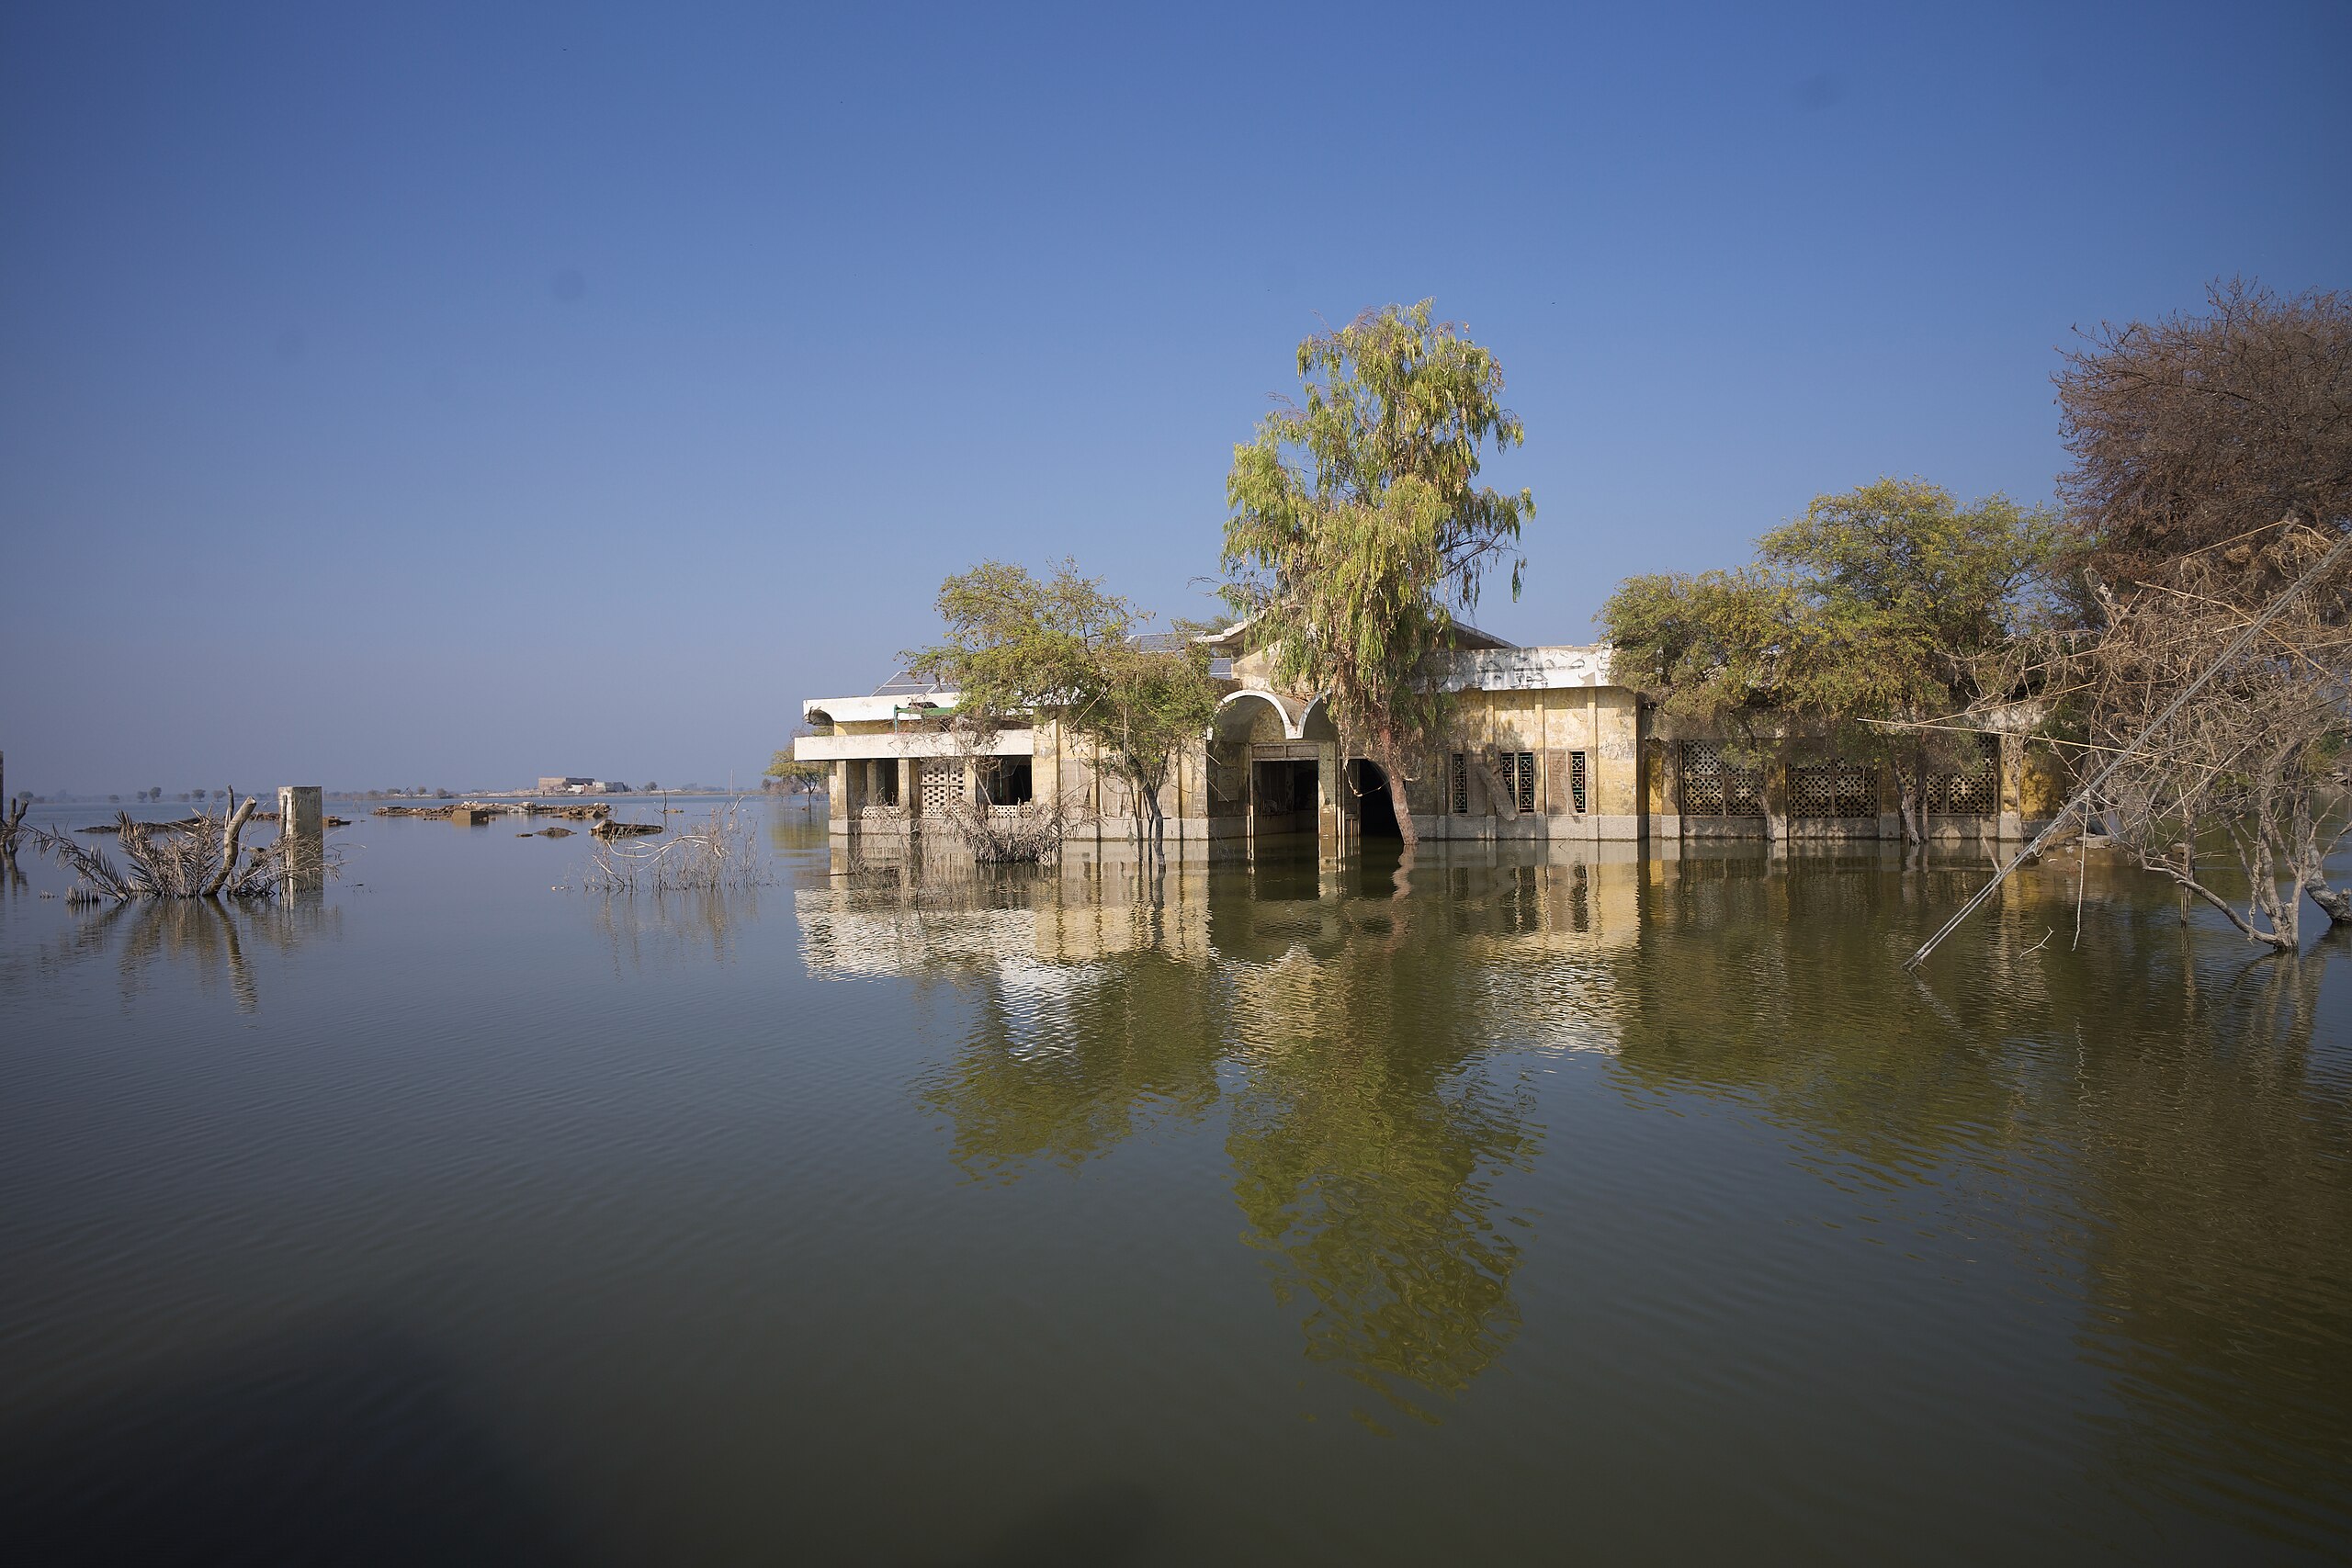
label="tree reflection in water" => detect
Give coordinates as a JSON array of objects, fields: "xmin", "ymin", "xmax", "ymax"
[
  {"xmin": 1612, "ymin": 846, "xmax": 2352, "ymax": 1551},
  {"xmin": 806, "ymin": 840, "xmax": 1635, "ymax": 1425},
  {"xmin": 798, "ymin": 837, "xmax": 2352, "ymax": 1525},
  {"xmin": 2, "ymin": 892, "xmax": 342, "ymax": 1015}
]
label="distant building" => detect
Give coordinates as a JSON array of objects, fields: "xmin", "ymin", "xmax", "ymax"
[{"xmin": 537, "ymin": 776, "xmax": 628, "ymax": 795}]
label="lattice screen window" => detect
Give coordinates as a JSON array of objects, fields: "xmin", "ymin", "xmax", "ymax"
[
  {"xmin": 1683, "ymin": 742, "xmax": 1764, "ymax": 815},
  {"xmin": 1682, "ymin": 741, "xmax": 1724, "ymax": 815},
  {"xmin": 1498, "ymin": 751, "xmax": 1536, "ymax": 813},
  {"xmin": 1790, "ymin": 762, "xmax": 1877, "ymax": 819},
  {"xmin": 1568, "ymin": 750, "xmax": 1588, "ymax": 814},
  {"xmin": 919, "ymin": 760, "xmax": 959, "ymax": 817},
  {"xmin": 1928, "ymin": 735, "xmax": 2001, "ymax": 814},
  {"xmin": 1450, "ymin": 752, "xmax": 1468, "ymax": 814}
]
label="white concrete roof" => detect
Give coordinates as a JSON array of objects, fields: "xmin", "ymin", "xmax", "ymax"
[{"xmin": 802, "ymin": 692, "xmax": 961, "ymax": 725}]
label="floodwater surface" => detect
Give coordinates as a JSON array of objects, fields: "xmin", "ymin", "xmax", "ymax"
[{"xmin": 1, "ymin": 799, "xmax": 2347, "ymax": 1564}]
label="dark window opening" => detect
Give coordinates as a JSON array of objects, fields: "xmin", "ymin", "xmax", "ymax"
[
  {"xmin": 871, "ymin": 760, "xmax": 899, "ymax": 807},
  {"xmin": 974, "ymin": 757, "xmax": 1034, "ymax": 807}
]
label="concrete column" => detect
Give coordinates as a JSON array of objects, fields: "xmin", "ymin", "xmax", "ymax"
[{"xmin": 277, "ymin": 785, "xmax": 323, "ymax": 889}]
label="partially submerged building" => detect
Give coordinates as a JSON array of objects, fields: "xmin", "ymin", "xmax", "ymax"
[{"xmin": 792, "ymin": 620, "xmax": 2058, "ymax": 854}]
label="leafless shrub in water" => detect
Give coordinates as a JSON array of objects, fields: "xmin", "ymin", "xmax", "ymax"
[
  {"xmin": 584, "ymin": 799, "xmax": 768, "ymax": 894},
  {"xmin": 2018, "ymin": 524, "xmax": 2352, "ymax": 951},
  {"xmin": 935, "ymin": 792, "xmax": 1074, "ymax": 864}
]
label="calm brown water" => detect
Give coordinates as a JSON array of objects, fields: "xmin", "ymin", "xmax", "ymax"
[{"xmin": 2, "ymin": 800, "xmax": 2347, "ymax": 1564}]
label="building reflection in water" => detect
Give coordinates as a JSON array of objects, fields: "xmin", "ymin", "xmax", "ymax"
[
  {"xmin": 797, "ymin": 833, "xmax": 2352, "ymax": 1518},
  {"xmin": 796, "ymin": 837, "xmax": 1641, "ymax": 1422}
]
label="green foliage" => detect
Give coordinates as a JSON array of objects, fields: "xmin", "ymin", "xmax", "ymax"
[
  {"xmin": 1606, "ymin": 479, "xmax": 2052, "ymax": 727},
  {"xmin": 1600, "ymin": 479, "xmax": 2058, "ymax": 810},
  {"xmin": 764, "ymin": 749, "xmax": 825, "ymax": 792},
  {"xmin": 1221, "ymin": 301, "xmax": 1533, "ymax": 819},
  {"xmin": 910, "ymin": 559, "xmax": 1223, "ymax": 840}
]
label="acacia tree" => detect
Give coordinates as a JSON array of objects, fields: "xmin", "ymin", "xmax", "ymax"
[
  {"xmin": 1600, "ymin": 479, "xmax": 2056, "ymax": 841},
  {"xmin": 764, "ymin": 739, "xmax": 826, "ymax": 799},
  {"xmin": 1222, "ymin": 301, "xmax": 1532, "ymax": 863},
  {"xmin": 910, "ymin": 559, "xmax": 1221, "ymax": 855}
]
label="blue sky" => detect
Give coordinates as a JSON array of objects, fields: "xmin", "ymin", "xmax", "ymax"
[{"xmin": 3, "ymin": 1, "xmax": 2346, "ymax": 792}]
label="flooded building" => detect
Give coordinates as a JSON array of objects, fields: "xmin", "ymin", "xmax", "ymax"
[{"xmin": 792, "ymin": 620, "xmax": 2056, "ymax": 854}]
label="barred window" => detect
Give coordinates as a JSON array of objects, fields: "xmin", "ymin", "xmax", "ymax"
[
  {"xmin": 1681, "ymin": 741, "xmax": 1762, "ymax": 816},
  {"xmin": 1568, "ymin": 750, "xmax": 1588, "ymax": 815},
  {"xmin": 1450, "ymin": 752, "xmax": 1468, "ymax": 814},
  {"xmin": 1498, "ymin": 751, "xmax": 1536, "ymax": 813},
  {"xmin": 1790, "ymin": 761, "xmax": 1877, "ymax": 819}
]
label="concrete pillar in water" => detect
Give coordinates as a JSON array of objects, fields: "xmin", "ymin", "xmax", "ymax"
[{"xmin": 278, "ymin": 785, "xmax": 323, "ymax": 889}]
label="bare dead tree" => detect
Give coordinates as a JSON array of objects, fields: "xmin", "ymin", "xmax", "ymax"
[
  {"xmin": 2057, "ymin": 279, "xmax": 2352, "ymax": 610},
  {"xmin": 2061, "ymin": 525, "xmax": 2351, "ymax": 950}
]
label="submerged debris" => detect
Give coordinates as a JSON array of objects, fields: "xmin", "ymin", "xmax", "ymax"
[{"xmin": 590, "ymin": 819, "xmax": 663, "ymax": 838}]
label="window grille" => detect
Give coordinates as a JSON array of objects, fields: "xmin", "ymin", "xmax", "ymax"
[
  {"xmin": 1928, "ymin": 735, "xmax": 2001, "ymax": 814},
  {"xmin": 1498, "ymin": 751, "xmax": 1536, "ymax": 814},
  {"xmin": 1450, "ymin": 752, "xmax": 1468, "ymax": 814},
  {"xmin": 1681, "ymin": 741, "xmax": 1761, "ymax": 816},
  {"xmin": 1790, "ymin": 761, "xmax": 1877, "ymax": 819},
  {"xmin": 1568, "ymin": 750, "xmax": 1588, "ymax": 815},
  {"xmin": 919, "ymin": 760, "xmax": 959, "ymax": 817}
]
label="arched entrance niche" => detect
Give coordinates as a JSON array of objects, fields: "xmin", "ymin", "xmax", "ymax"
[{"xmin": 1210, "ymin": 690, "xmax": 1320, "ymax": 842}]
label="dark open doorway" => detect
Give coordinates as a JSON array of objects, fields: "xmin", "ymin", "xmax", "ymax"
[
  {"xmin": 1346, "ymin": 759, "xmax": 1401, "ymax": 839},
  {"xmin": 1250, "ymin": 759, "xmax": 1318, "ymax": 837}
]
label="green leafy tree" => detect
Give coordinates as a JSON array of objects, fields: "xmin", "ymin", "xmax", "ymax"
[
  {"xmin": 763, "ymin": 741, "xmax": 825, "ymax": 795},
  {"xmin": 910, "ymin": 559, "xmax": 1222, "ymax": 853},
  {"xmin": 1602, "ymin": 479, "xmax": 2056, "ymax": 840},
  {"xmin": 1222, "ymin": 300, "xmax": 1533, "ymax": 864}
]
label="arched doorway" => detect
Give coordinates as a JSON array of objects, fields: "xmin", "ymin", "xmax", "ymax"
[{"xmin": 1345, "ymin": 759, "xmax": 1401, "ymax": 839}]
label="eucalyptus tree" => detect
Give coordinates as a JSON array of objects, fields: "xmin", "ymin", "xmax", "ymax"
[
  {"xmin": 1601, "ymin": 479, "xmax": 2056, "ymax": 840},
  {"xmin": 1222, "ymin": 300, "xmax": 1534, "ymax": 863},
  {"xmin": 910, "ymin": 559, "xmax": 1222, "ymax": 855}
]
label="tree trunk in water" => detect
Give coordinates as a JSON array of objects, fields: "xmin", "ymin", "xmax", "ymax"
[
  {"xmin": 1897, "ymin": 746, "xmax": 1927, "ymax": 845},
  {"xmin": 199, "ymin": 797, "xmax": 257, "ymax": 898},
  {"xmin": 1372, "ymin": 732, "xmax": 1418, "ymax": 897}
]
